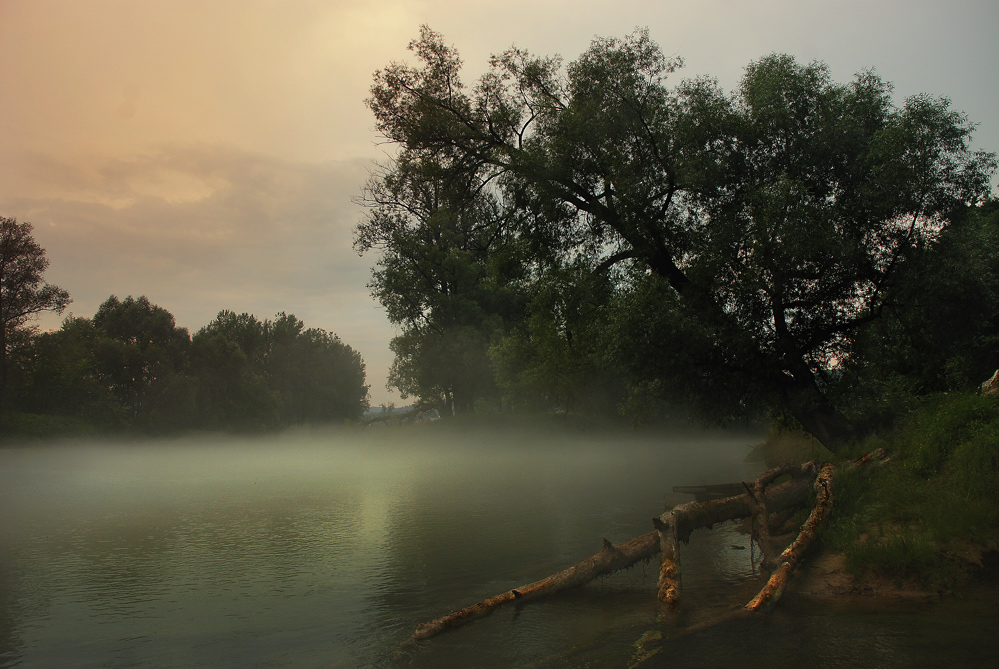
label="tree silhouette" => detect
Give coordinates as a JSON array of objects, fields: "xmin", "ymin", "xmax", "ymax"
[{"xmin": 0, "ymin": 217, "xmax": 71, "ymax": 420}]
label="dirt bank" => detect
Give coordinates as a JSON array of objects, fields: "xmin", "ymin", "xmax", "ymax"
[
  {"xmin": 787, "ymin": 546, "xmax": 999, "ymax": 607},
  {"xmin": 788, "ymin": 551, "xmax": 933, "ymax": 603}
]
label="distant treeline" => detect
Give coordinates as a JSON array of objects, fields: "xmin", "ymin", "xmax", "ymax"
[{"xmin": 6, "ymin": 296, "xmax": 369, "ymax": 434}]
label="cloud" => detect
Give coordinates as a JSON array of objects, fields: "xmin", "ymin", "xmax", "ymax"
[
  {"xmin": 3, "ymin": 143, "xmax": 397, "ymax": 401},
  {"xmin": 2, "ymin": 0, "xmax": 996, "ymax": 409}
]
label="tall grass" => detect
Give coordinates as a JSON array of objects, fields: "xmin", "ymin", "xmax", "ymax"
[{"xmin": 819, "ymin": 392, "xmax": 999, "ymax": 585}]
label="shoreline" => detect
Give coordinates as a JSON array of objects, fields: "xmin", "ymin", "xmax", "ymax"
[{"xmin": 787, "ymin": 546, "xmax": 999, "ymax": 608}]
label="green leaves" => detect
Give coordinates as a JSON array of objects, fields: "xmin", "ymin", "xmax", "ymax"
[
  {"xmin": 193, "ymin": 310, "xmax": 369, "ymax": 427},
  {"xmin": 365, "ymin": 28, "xmax": 997, "ymax": 440}
]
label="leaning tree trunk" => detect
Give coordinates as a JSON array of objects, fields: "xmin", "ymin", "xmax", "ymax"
[{"xmin": 781, "ymin": 361, "xmax": 857, "ymax": 455}]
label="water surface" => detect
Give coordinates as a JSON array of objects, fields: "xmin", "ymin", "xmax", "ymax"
[{"xmin": 1, "ymin": 423, "xmax": 996, "ymax": 667}]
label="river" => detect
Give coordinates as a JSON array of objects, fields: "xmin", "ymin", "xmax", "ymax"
[{"xmin": 1, "ymin": 422, "xmax": 997, "ymax": 667}]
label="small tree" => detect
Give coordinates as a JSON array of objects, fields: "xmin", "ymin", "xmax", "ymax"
[{"xmin": 0, "ymin": 217, "xmax": 71, "ymax": 418}]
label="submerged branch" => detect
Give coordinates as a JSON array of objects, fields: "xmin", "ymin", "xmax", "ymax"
[
  {"xmin": 412, "ymin": 532, "xmax": 660, "ymax": 641},
  {"xmin": 411, "ymin": 463, "xmax": 818, "ymax": 641}
]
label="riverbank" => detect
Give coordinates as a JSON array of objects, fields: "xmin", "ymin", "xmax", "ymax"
[
  {"xmin": 792, "ymin": 550, "xmax": 948, "ymax": 603},
  {"xmin": 760, "ymin": 391, "xmax": 999, "ymax": 603}
]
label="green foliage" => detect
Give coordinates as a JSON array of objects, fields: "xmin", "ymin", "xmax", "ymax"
[
  {"xmin": 191, "ymin": 311, "xmax": 275, "ymax": 428},
  {"xmin": 355, "ymin": 146, "xmax": 529, "ymax": 413},
  {"xmin": 12, "ymin": 317, "xmax": 124, "ymax": 425},
  {"xmin": 191, "ymin": 310, "xmax": 369, "ymax": 429},
  {"xmin": 91, "ymin": 295, "xmax": 193, "ymax": 426},
  {"xmin": 6, "ymin": 299, "xmax": 369, "ymax": 436},
  {"xmin": 0, "ymin": 411, "xmax": 100, "ymax": 441},
  {"xmin": 489, "ymin": 261, "xmax": 626, "ymax": 415},
  {"xmin": 903, "ymin": 393, "xmax": 999, "ymax": 477},
  {"xmin": 757, "ymin": 425, "xmax": 833, "ymax": 466},
  {"xmin": 0, "ymin": 216, "xmax": 71, "ymax": 420},
  {"xmin": 266, "ymin": 313, "xmax": 369, "ymax": 424},
  {"xmin": 835, "ymin": 201, "xmax": 999, "ymax": 428},
  {"xmin": 844, "ymin": 532, "xmax": 938, "ymax": 581},
  {"xmin": 366, "ymin": 27, "xmax": 996, "ymax": 449},
  {"xmin": 821, "ymin": 392, "xmax": 999, "ymax": 584}
]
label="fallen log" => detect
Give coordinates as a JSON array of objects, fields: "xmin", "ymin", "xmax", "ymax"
[
  {"xmin": 745, "ymin": 462, "xmax": 806, "ymax": 570},
  {"xmin": 412, "ymin": 532, "xmax": 661, "ymax": 641},
  {"xmin": 411, "ymin": 462, "xmax": 818, "ymax": 641},
  {"xmin": 654, "ymin": 462, "xmax": 813, "ymax": 607},
  {"xmin": 745, "ymin": 463, "xmax": 836, "ymax": 610}
]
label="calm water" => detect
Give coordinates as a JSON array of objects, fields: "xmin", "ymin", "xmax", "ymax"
[{"xmin": 1, "ymin": 423, "xmax": 997, "ymax": 668}]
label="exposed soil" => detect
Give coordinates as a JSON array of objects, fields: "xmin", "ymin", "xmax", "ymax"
[
  {"xmin": 787, "ymin": 546, "xmax": 999, "ymax": 607},
  {"xmin": 788, "ymin": 551, "xmax": 932, "ymax": 603}
]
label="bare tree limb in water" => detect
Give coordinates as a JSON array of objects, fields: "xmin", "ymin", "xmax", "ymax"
[
  {"xmin": 412, "ymin": 463, "xmax": 818, "ymax": 641},
  {"xmin": 746, "ymin": 463, "xmax": 836, "ymax": 610}
]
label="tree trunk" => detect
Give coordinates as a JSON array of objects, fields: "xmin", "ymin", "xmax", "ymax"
[
  {"xmin": 782, "ymin": 367, "xmax": 857, "ymax": 454},
  {"xmin": 449, "ymin": 387, "xmax": 474, "ymax": 414},
  {"xmin": 411, "ymin": 463, "xmax": 818, "ymax": 641}
]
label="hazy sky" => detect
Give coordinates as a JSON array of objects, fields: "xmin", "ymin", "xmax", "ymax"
[{"xmin": 2, "ymin": 0, "xmax": 997, "ymax": 405}]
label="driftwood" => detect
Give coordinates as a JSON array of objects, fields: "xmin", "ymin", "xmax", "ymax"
[
  {"xmin": 625, "ymin": 452, "xmax": 887, "ymax": 667},
  {"xmin": 744, "ymin": 463, "xmax": 805, "ymax": 570},
  {"xmin": 652, "ymin": 462, "xmax": 814, "ymax": 609},
  {"xmin": 412, "ymin": 532, "xmax": 661, "ymax": 641},
  {"xmin": 745, "ymin": 463, "xmax": 835, "ymax": 610},
  {"xmin": 412, "ymin": 462, "xmax": 818, "ymax": 641}
]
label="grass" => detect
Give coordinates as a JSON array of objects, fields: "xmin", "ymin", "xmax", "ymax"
[
  {"xmin": 844, "ymin": 531, "xmax": 937, "ymax": 577},
  {"xmin": 816, "ymin": 392, "xmax": 999, "ymax": 586}
]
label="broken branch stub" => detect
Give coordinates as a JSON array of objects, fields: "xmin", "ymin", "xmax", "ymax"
[{"xmin": 652, "ymin": 515, "xmax": 681, "ymax": 609}]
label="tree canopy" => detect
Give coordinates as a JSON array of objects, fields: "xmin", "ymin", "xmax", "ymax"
[
  {"xmin": 355, "ymin": 150, "xmax": 529, "ymax": 413},
  {"xmin": 9, "ymin": 298, "xmax": 370, "ymax": 433},
  {"xmin": 0, "ymin": 217, "xmax": 71, "ymax": 419},
  {"xmin": 364, "ymin": 27, "xmax": 997, "ymax": 450}
]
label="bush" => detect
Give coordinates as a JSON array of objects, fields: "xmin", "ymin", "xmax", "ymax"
[
  {"xmin": 0, "ymin": 412, "xmax": 99, "ymax": 441},
  {"xmin": 902, "ymin": 393, "xmax": 999, "ymax": 477}
]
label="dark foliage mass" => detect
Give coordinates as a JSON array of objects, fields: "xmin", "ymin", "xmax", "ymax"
[
  {"xmin": 0, "ymin": 217, "xmax": 71, "ymax": 422},
  {"xmin": 357, "ymin": 27, "xmax": 997, "ymax": 449},
  {"xmin": 1, "ymin": 235, "xmax": 370, "ymax": 434}
]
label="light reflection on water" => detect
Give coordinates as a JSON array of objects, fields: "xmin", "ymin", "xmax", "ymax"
[{"xmin": 1, "ymin": 425, "xmax": 997, "ymax": 668}]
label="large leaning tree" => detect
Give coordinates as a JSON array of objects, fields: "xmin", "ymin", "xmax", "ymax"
[
  {"xmin": 0, "ymin": 216, "xmax": 72, "ymax": 418},
  {"xmin": 367, "ymin": 27, "xmax": 996, "ymax": 451}
]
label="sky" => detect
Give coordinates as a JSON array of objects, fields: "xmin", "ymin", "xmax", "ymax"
[{"xmin": 1, "ymin": 0, "xmax": 997, "ymax": 406}]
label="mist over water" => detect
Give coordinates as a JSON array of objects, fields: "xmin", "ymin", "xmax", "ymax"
[{"xmin": 2, "ymin": 424, "xmax": 997, "ymax": 667}]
